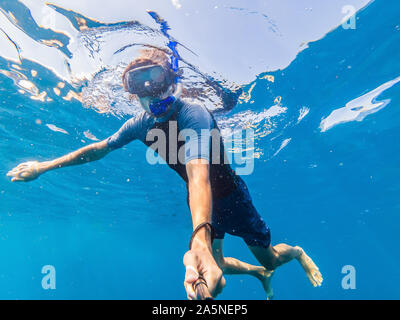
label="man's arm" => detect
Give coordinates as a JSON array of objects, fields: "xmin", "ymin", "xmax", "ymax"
[
  {"xmin": 183, "ymin": 159, "xmax": 225, "ymax": 299},
  {"xmin": 7, "ymin": 115, "xmax": 142, "ymax": 182},
  {"xmin": 40, "ymin": 140, "xmax": 111, "ymax": 171},
  {"xmin": 186, "ymin": 159, "xmax": 212, "ymax": 247},
  {"xmin": 7, "ymin": 140, "xmax": 112, "ymax": 182}
]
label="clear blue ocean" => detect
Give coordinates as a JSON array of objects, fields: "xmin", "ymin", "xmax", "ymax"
[{"xmin": 1, "ymin": 0, "xmax": 399, "ymax": 299}]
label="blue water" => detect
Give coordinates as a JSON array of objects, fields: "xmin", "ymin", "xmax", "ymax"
[{"xmin": 1, "ymin": 0, "xmax": 400, "ymax": 299}]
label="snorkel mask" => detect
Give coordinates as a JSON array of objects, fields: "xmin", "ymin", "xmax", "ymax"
[{"xmin": 123, "ymin": 64, "xmax": 182, "ymax": 118}]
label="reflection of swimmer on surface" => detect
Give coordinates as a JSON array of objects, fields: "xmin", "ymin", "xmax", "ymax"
[{"xmin": 7, "ymin": 48, "xmax": 322, "ymax": 299}]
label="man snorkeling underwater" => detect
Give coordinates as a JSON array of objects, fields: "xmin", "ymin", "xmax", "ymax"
[{"xmin": 7, "ymin": 48, "xmax": 323, "ymax": 299}]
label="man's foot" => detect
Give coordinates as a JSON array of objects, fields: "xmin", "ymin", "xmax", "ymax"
[
  {"xmin": 259, "ymin": 268, "xmax": 275, "ymax": 300},
  {"xmin": 296, "ymin": 247, "xmax": 323, "ymax": 287}
]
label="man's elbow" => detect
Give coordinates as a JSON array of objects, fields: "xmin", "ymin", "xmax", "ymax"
[
  {"xmin": 94, "ymin": 139, "xmax": 111, "ymax": 151},
  {"xmin": 83, "ymin": 140, "xmax": 112, "ymax": 161}
]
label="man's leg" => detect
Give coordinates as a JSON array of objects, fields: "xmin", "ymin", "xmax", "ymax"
[
  {"xmin": 249, "ymin": 244, "xmax": 323, "ymax": 287},
  {"xmin": 212, "ymin": 239, "xmax": 274, "ymax": 299}
]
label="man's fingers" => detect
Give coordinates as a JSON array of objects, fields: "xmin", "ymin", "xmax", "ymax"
[
  {"xmin": 184, "ymin": 280, "xmax": 195, "ymax": 300},
  {"xmin": 7, "ymin": 162, "xmax": 35, "ymax": 175},
  {"xmin": 183, "ymin": 250, "xmax": 225, "ymax": 300},
  {"xmin": 8, "ymin": 170, "xmax": 21, "ymax": 180},
  {"xmin": 183, "ymin": 253, "xmax": 199, "ymax": 283},
  {"xmin": 11, "ymin": 177, "xmax": 23, "ymax": 182},
  {"xmin": 184, "ymin": 269, "xmax": 197, "ymax": 299},
  {"xmin": 185, "ymin": 265, "xmax": 199, "ymax": 283},
  {"xmin": 214, "ymin": 275, "xmax": 226, "ymax": 297},
  {"xmin": 20, "ymin": 171, "xmax": 31, "ymax": 178},
  {"xmin": 6, "ymin": 168, "xmax": 19, "ymax": 176},
  {"xmin": 202, "ymin": 266, "xmax": 223, "ymax": 297},
  {"xmin": 183, "ymin": 252, "xmax": 200, "ymax": 299}
]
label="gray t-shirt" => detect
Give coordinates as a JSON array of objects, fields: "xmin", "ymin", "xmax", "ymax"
[
  {"xmin": 107, "ymin": 99, "xmax": 214, "ymax": 164},
  {"xmin": 106, "ymin": 99, "xmax": 238, "ymax": 199}
]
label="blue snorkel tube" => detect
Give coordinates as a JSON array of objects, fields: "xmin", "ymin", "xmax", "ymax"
[
  {"xmin": 148, "ymin": 56, "xmax": 182, "ymax": 118},
  {"xmin": 148, "ymin": 11, "xmax": 183, "ymax": 118}
]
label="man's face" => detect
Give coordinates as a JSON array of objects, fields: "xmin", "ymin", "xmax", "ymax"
[{"xmin": 123, "ymin": 64, "xmax": 175, "ymax": 116}]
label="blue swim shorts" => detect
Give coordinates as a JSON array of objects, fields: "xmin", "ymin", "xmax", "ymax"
[{"xmin": 211, "ymin": 177, "xmax": 271, "ymax": 248}]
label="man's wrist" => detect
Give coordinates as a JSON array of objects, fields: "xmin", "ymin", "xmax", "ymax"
[
  {"xmin": 38, "ymin": 161, "xmax": 52, "ymax": 173},
  {"xmin": 190, "ymin": 226, "xmax": 212, "ymax": 252}
]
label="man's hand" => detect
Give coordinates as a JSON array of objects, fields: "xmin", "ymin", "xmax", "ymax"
[
  {"xmin": 7, "ymin": 140, "xmax": 112, "ymax": 183},
  {"xmin": 183, "ymin": 247, "xmax": 225, "ymax": 300},
  {"xmin": 185, "ymin": 160, "xmax": 223, "ymax": 299},
  {"xmin": 7, "ymin": 161, "xmax": 42, "ymax": 182}
]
